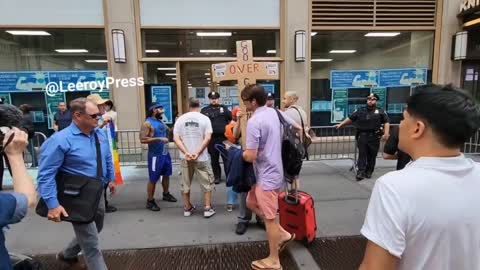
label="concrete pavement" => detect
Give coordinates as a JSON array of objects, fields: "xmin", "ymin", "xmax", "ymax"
[{"xmin": 4, "ymin": 159, "xmax": 397, "ymax": 255}]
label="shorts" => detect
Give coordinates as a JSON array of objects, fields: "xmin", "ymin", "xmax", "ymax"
[
  {"xmin": 246, "ymin": 184, "xmax": 280, "ymax": 220},
  {"xmin": 148, "ymin": 153, "xmax": 172, "ymax": 183},
  {"xmin": 180, "ymin": 160, "xmax": 214, "ymax": 194}
]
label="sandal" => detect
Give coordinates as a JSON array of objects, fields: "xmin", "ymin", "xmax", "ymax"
[
  {"xmin": 251, "ymin": 260, "xmax": 283, "ymax": 270},
  {"xmin": 279, "ymin": 233, "xmax": 296, "ymax": 252}
]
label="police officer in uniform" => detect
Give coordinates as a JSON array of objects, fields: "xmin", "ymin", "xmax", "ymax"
[
  {"xmin": 336, "ymin": 93, "xmax": 390, "ymax": 181},
  {"xmin": 201, "ymin": 91, "xmax": 232, "ymax": 184}
]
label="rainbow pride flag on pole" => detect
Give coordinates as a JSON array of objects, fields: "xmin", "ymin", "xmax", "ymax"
[{"xmin": 106, "ymin": 121, "xmax": 124, "ymax": 185}]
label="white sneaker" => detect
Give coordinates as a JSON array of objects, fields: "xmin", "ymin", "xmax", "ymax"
[
  {"xmin": 204, "ymin": 208, "xmax": 216, "ymax": 218},
  {"xmin": 184, "ymin": 205, "xmax": 196, "ymax": 217}
]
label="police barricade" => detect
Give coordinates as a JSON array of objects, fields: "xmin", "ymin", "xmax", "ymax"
[
  {"xmin": 23, "ymin": 132, "xmax": 47, "ymax": 168},
  {"xmin": 463, "ymin": 129, "xmax": 480, "ymax": 156},
  {"xmin": 117, "ymin": 130, "xmax": 182, "ymax": 166}
]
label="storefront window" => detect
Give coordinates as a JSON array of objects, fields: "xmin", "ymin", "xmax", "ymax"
[
  {"xmin": 0, "ymin": 29, "xmax": 108, "ymax": 135},
  {"xmin": 310, "ymin": 31, "xmax": 434, "ymax": 126},
  {"xmin": 142, "ymin": 29, "xmax": 280, "ymax": 58}
]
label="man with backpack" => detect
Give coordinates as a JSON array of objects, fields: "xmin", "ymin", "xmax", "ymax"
[
  {"xmin": 241, "ymin": 84, "xmax": 301, "ymax": 270},
  {"xmin": 283, "ymin": 91, "xmax": 311, "ymax": 189}
]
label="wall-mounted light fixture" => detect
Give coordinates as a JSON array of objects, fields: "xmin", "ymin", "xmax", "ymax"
[
  {"xmin": 112, "ymin": 29, "xmax": 126, "ymax": 63},
  {"xmin": 452, "ymin": 31, "xmax": 468, "ymax": 61},
  {"xmin": 295, "ymin": 30, "xmax": 306, "ymax": 62}
]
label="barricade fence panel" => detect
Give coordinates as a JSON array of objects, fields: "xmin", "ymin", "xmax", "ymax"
[{"xmin": 22, "ymin": 128, "xmax": 476, "ymax": 168}]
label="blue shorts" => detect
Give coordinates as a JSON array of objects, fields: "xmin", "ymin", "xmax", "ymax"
[{"xmin": 148, "ymin": 153, "xmax": 172, "ymax": 183}]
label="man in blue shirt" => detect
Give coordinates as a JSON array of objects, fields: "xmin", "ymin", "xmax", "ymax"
[
  {"xmin": 140, "ymin": 104, "xmax": 177, "ymax": 212},
  {"xmin": 37, "ymin": 98, "xmax": 116, "ymax": 270},
  {"xmin": 0, "ymin": 127, "xmax": 37, "ymax": 270}
]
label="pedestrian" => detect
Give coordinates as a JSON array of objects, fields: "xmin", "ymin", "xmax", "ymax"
[
  {"xmin": 226, "ymin": 107, "xmax": 265, "ymax": 235},
  {"xmin": 104, "ymin": 100, "xmax": 118, "ymax": 135},
  {"xmin": 201, "ymin": 91, "xmax": 232, "ymax": 184},
  {"xmin": 283, "ymin": 91, "xmax": 310, "ymax": 189},
  {"xmin": 266, "ymin": 92, "xmax": 275, "ymax": 108},
  {"xmin": 174, "ymin": 98, "xmax": 216, "ymax": 218},
  {"xmin": 18, "ymin": 104, "xmax": 37, "ymax": 167},
  {"xmin": 0, "ymin": 127, "xmax": 37, "ymax": 270},
  {"xmin": 383, "ymin": 125, "xmax": 411, "ymax": 170},
  {"xmin": 53, "ymin": 102, "xmax": 72, "ymax": 132},
  {"xmin": 242, "ymin": 85, "xmax": 296, "ymax": 270},
  {"xmin": 335, "ymin": 93, "xmax": 390, "ymax": 181},
  {"xmin": 87, "ymin": 94, "xmax": 118, "ymax": 213},
  {"xmin": 37, "ymin": 98, "xmax": 116, "ymax": 270},
  {"xmin": 140, "ymin": 103, "xmax": 177, "ymax": 212},
  {"xmin": 359, "ymin": 84, "xmax": 480, "ymax": 270},
  {"xmin": 224, "ymin": 106, "xmax": 240, "ymax": 212}
]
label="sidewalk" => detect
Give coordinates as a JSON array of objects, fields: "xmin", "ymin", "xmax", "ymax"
[{"xmin": 4, "ymin": 159, "xmax": 397, "ymax": 255}]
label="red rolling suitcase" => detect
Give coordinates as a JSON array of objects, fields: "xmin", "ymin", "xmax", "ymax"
[{"xmin": 279, "ymin": 190, "xmax": 317, "ymax": 245}]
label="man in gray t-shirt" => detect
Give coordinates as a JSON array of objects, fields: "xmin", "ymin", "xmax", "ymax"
[{"xmin": 283, "ymin": 91, "xmax": 308, "ymax": 189}]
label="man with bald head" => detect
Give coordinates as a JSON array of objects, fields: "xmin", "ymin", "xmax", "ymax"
[
  {"xmin": 283, "ymin": 91, "xmax": 309, "ymax": 189},
  {"xmin": 38, "ymin": 98, "xmax": 116, "ymax": 270}
]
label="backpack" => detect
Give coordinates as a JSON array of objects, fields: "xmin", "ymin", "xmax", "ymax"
[{"xmin": 275, "ymin": 110, "xmax": 305, "ymax": 183}]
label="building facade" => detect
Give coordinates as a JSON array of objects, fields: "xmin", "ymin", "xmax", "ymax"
[{"xmin": 0, "ymin": 0, "xmax": 469, "ymax": 132}]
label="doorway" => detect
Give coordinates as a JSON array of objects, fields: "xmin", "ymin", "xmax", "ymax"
[{"xmin": 462, "ymin": 62, "xmax": 480, "ymax": 102}]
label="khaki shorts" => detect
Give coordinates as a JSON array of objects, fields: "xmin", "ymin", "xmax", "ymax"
[{"xmin": 180, "ymin": 160, "xmax": 215, "ymax": 193}]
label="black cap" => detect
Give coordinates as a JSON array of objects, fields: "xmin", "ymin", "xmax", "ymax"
[
  {"xmin": 367, "ymin": 93, "xmax": 380, "ymax": 101},
  {"xmin": 208, "ymin": 91, "xmax": 220, "ymax": 99},
  {"xmin": 267, "ymin": 92, "xmax": 274, "ymax": 100}
]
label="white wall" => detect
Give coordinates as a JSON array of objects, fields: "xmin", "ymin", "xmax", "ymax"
[
  {"xmin": 0, "ymin": 0, "xmax": 104, "ymax": 26},
  {"xmin": 140, "ymin": 0, "xmax": 280, "ymax": 27}
]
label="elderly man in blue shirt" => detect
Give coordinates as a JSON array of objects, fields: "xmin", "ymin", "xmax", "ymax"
[
  {"xmin": 0, "ymin": 127, "xmax": 37, "ymax": 270},
  {"xmin": 37, "ymin": 98, "xmax": 116, "ymax": 270}
]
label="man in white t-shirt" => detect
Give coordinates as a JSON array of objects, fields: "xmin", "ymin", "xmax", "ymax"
[
  {"xmin": 359, "ymin": 84, "xmax": 480, "ymax": 270},
  {"xmin": 173, "ymin": 98, "xmax": 216, "ymax": 218}
]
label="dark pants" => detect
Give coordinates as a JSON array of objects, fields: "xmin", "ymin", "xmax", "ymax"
[
  {"xmin": 356, "ymin": 133, "xmax": 380, "ymax": 175},
  {"xmin": 207, "ymin": 135, "xmax": 227, "ymax": 180}
]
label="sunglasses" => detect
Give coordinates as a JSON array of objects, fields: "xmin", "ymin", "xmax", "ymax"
[{"xmin": 77, "ymin": 112, "xmax": 101, "ymax": 119}]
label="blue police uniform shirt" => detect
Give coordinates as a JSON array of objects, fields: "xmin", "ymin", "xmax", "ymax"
[
  {"xmin": 0, "ymin": 193, "xmax": 28, "ymax": 270},
  {"xmin": 37, "ymin": 123, "xmax": 115, "ymax": 209},
  {"xmin": 146, "ymin": 117, "xmax": 168, "ymax": 156}
]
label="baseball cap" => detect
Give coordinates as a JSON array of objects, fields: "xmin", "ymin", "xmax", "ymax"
[
  {"xmin": 149, "ymin": 103, "xmax": 164, "ymax": 111},
  {"xmin": 87, "ymin": 94, "xmax": 109, "ymax": 105}
]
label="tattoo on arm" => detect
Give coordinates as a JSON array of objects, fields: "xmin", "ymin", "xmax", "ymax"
[{"xmin": 140, "ymin": 122, "xmax": 156, "ymax": 144}]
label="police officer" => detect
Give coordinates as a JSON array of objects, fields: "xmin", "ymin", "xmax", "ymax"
[
  {"xmin": 201, "ymin": 91, "xmax": 232, "ymax": 184},
  {"xmin": 266, "ymin": 92, "xmax": 275, "ymax": 108},
  {"xmin": 336, "ymin": 93, "xmax": 390, "ymax": 181}
]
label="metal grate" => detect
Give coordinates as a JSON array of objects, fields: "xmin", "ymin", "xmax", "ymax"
[
  {"xmin": 307, "ymin": 236, "xmax": 367, "ymax": 270},
  {"xmin": 312, "ymin": 0, "xmax": 437, "ymax": 28},
  {"xmin": 31, "ymin": 241, "xmax": 299, "ymax": 270}
]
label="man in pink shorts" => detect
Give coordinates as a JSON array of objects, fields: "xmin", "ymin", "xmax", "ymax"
[{"xmin": 242, "ymin": 84, "xmax": 297, "ymax": 270}]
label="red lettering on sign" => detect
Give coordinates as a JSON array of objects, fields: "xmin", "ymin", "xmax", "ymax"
[
  {"xmin": 237, "ymin": 64, "xmax": 245, "ymax": 73},
  {"xmin": 254, "ymin": 63, "xmax": 260, "ymax": 72},
  {"xmin": 229, "ymin": 65, "xmax": 236, "ymax": 74}
]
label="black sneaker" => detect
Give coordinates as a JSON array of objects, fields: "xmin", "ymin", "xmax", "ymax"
[
  {"xmin": 356, "ymin": 172, "xmax": 365, "ymax": 181},
  {"xmin": 106, "ymin": 205, "xmax": 118, "ymax": 213},
  {"xmin": 162, "ymin": 192, "xmax": 178, "ymax": 202},
  {"xmin": 235, "ymin": 222, "xmax": 249, "ymax": 235},
  {"xmin": 146, "ymin": 199, "xmax": 160, "ymax": 211},
  {"xmin": 214, "ymin": 177, "xmax": 221, "ymax": 185}
]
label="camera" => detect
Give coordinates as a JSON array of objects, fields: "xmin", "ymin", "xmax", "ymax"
[{"xmin": 0, "ymin": 104, "xmax": 23, "ymax": 153}]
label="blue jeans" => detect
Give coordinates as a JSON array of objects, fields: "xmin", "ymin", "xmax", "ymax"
[{"xmin": 227, "ymin": 186, "xmax": 238, "ymax": 205}]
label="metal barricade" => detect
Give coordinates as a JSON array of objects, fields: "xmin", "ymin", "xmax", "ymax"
[
  {"xmin": 463, "ymin": 129, "xmax": 480, "ymax": 155},
  {"xmin": 116, "ymin": 130, "xmax": 181, "ymax": 166},
  {"xmin": 24, "ymin": 132, "xmax": 47, "ymax": 168}
]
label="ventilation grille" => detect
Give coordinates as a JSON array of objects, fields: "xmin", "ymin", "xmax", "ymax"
[{"xmin": 312, "ymin": 0, "xmax": 437, "ymax": 28}]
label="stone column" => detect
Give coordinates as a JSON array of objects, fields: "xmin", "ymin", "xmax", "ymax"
[
  {"xmin": 284, "ymin": 0, "xmax": 311, "ymax": 121},
  {"xmin": 103, "ymin": 0, "xmax": 142, "ymax": 130},
  {"xmin": 436, "ymin": 0, "xmax": 463, "ymax": 87}
]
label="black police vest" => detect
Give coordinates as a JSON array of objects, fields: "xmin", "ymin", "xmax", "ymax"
[
  {"xmin": 354, "ymin": 107, "xmax": 384, "ymax": 132},
  {"xmin": 201, "ymin": 105, "xmax": 230, "ymax": 135}
]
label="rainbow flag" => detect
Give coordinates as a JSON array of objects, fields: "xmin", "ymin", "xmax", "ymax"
[{"xmin": 106, "ymin": 121, "xmax": 124, "ymax": 185}]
